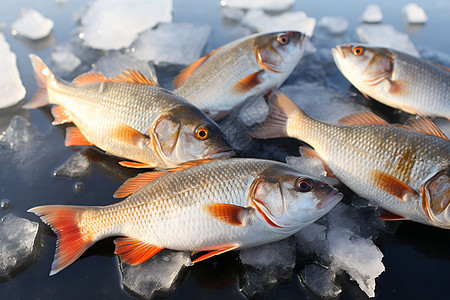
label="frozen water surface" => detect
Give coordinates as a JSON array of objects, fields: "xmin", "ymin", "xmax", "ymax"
[
  {"xmin": 403, "ymin": 3, "xmax": 428, "ymax": 24},
  {"xmin": 81, "ymin": 0, "xmax": 173, "ymax": 50},
  {"xmin": 357, "ymin": 24, "xmax": 420, "ymax": 57},
  {"xmin": 120, "ymin": 250, "xmax": 191, "ymax": 299},
  {"xmin": 0, "ymin": 33, "xmax": 26, "ymax": 109},
  {"xmin": 0, "ymin": 214, "xmax": 39, "ymax": 280},
  {"xmin": 242, "ymin": 9, "xmax": 316, "ymax": 36},
  {"xmin": 11, "ymin": 9, "xmax": 54, "ymax": 40},
  {"xmin": 220, "ymin": 0, "xmax": 295, "ymax": 12},
  {"xmin": 300, "ymin": 264, "xmax": 342, "ymax": 298},
  {"xmin": 131, "ymin": 22, "xmax": 211, "ymax": 65},
  {"xmin": 361, "ymin": 4, "xmax": 383, "ymax": 23}
]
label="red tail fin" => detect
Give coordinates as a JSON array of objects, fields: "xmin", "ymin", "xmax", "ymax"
[
  {"xmin": 23, "ymin": 54, "xmax": 53, "ymax": 109},
  {"xmin": 28, "ymin": 205, "xmax": 95, "ymax": 276}
]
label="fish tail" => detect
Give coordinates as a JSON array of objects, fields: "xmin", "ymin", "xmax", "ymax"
[
  {"xmin": 23, "ymin": 54, "xmax": 54, "ymax": 109},
  {"xmin": 250, "ymin": 90, "xmax": 306, "ymax": 139},
  {"xmin": 28, "ymin": 205, "xmax": 96, "ymax": 276}
]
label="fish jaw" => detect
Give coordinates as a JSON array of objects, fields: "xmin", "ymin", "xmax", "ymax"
[{"xmin": 421, "ymin": 167, "xmax": 450, "ymax": 228}]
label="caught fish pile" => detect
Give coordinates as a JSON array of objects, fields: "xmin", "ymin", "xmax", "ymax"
[{"xmin": 19, "ymin": 9, "xmax": 449, "ymax": 299}]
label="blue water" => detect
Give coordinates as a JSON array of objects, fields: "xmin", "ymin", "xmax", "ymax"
[{"xmin": 0, "ymin": 0, "xmax": 449, "ymax": 299}]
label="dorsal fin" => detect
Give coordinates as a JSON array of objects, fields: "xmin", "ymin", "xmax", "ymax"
[
  {"xmin": 173, "ymin": 48, "xmax": 220, "ymax": 88},
  {"xmin": 112, "ymin": 69, "xmax": 158, "ymax": 86},
  {"xmin": 338, "ymin": 111, "xmax": 389, "ymax": 126},
  {"xmin": 72, "ymin": 72, "xmax": 111, "ymax": 85},
  {"xmin": 397, "ymin": 115, "xmax": 449, "ymax": 141}
]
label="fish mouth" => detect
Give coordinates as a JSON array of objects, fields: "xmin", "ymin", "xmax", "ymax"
[
  {"xmin": 206, "ymin": 147, "xmax": 236, "ymax": 159},
  {"xmin": 316, "ymin": 190, "xmax": 343, "ymax": 209},
  {"xmin": 332, "ymin": 46, "xmax": 345, "ymax": 59}
]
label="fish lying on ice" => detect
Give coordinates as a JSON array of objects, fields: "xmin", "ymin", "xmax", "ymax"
[
  {"xmin": 252, "ymin": 90, "xmax": 450, "ymax": 229},
  {"xmin": 28, "ymin": 158, "xmax": 342, "ymax": 275},
  {"xmin": 332, "ymin": 44, "xmax": 450, "ymax": 119},
  {"xmin": 24, "ymin": 55, "xmax": 234, "ymax": 169},
  {"xmin": 173, "ymin": 31, "xmax": 310, "ymax": 120}
]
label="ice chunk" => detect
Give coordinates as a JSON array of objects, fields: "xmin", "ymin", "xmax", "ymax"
[
  {"xmin": 242, "ymin": 9, "xmax": 316, "ymax": 37},
  {"xmin": 286, "ymin": 153, "xmax": 331, "ymax": 184},
  {"xmin": 131, "ymin": 22, "xmax": 211, "ymax": 65},
  {"xmin": 0, "ymin": 214, "xmax": 40, "ymax": 280},
  {"xmin": 357, "ymin": 24, "xmax": 420, "ymax": 57},
  {"xmin": 295, "ymin": 223, "xmax": 327, "ymax": 256},
  {"xmin": 239, "ymin": 237, "xmax": 296, "ymax": 298},
  {"xmin": 220, "ymin": 0, "xmax": 295, "ymax": 12},
  {"xmin": 221, "ymin": 6, "xmax": 246, "ymax": 21},
  {"xmin": 51, "ymin": 50, "xmax": 82, "ymax": 74},
  {"xmin": 238, "ymin": 96, "xmax": 269, "ymax": 127},
  {"xmin": 317, "ymin": 16, "xmax": 348, "ymax": 35},
  {"xmin": 81, "ymin": 0, "xmax": 173, "ymax": 50},
  {"xmin": 218, "ymin": 114, "xmax": 253, "ymax": 151},
  {"xmin": 54, "ymin": 152, "xmax": 92, "ymax": 179},
  {"xmin": 11, "ymin": 9, "xmax": 54, "ymax": 40},
  {"xmin": 300, "ymin": 264, "xmax": 342, "ymax": 298},
  {"xmin": 327, "ymin": 228, "xmax": 384, "ymax": 298},
  {"xmin": 281, "ymin": 83, "xmax": 370, "ymax": 124},
  {"xmin": 361, "ymin": 4, "xmax": 383, "ymax": 23},
  {"xmin": 92, "ymin": 53, "xmax": 158, "ymax": 84},
  {"xmin": 403, "ymin": 3, "xmax": 427, "ymax": 24},
  {"xmin": 120, "ymin": 250, "xmax": 191, "ymax": 299},
  {"xmin": 0, "ymin": 33, "xmax": 26, "ymax": 109}
]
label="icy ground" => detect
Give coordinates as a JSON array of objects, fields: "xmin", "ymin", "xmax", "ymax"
[
  {"xmin": 11, "ymin": 9, "xmax": 54, "ymax": 40},
  {"xmin": 1, "ymin": 0, "xmax": 449, "ymax": 299}
]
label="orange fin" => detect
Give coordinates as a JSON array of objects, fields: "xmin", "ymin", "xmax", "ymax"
[
  {"xmin": 72, "ymin": 72, "xmax": 110, "ymax": 85},
  {"xmin": 387, "ymin": 79, "xmax": 403, "ymax": 94},
  {"xmin": 300, "ymin": 147, "xmax": 337, "ymax": 179},
  {"xmin": 338, "ymin": 111, "xmax": 389, "ymax": 126},
  {"xmin": 23, "ymin": 54, "xmax": 52, "ymax": 109},
  {"xmin": 114, "ymin": 237, "xmax": 163, "ymax": 265},
  {"xmin": 372, "ymin": 170, "xmax": 418, "ymax": 201},
  {"xmin": 192, "ymin": 245, "xmax": 239, "ymax": 263},
  {"xmin": 51, "ymin": 105, "xmax": 72, "ymax": 125},
  {"xmin": 397, "ymin": 115, "xmax": 449, "ymax": 141},
  {"xmin": 233, "ymin": 70, "xmax": 264, "ymax": 93},
  {"xmin": 65, "ymin": 127, "xmax": 93, "ymax": 146},
  {"xmin": 118, "ymin": 161, "xmax": 155, "ymax": 169},
  {"xmin": 204, "ymin": 203, "xmax": 251, "ymax": 226},
  {"xmin": 112, "ymin": 69, "xmax": 158, "ymax": 86},
  {"xmin": 250, "ymin": 90, "xmax": 301, "ymax": 139},
  {"xmin": 173, "ymin": 48, "xmax": 219, "ymax": 88},
  {"xmin": 114, "ymin": 171, "xmax": 166, "ymax": 198},
  {"xmin": 112, "ymin": 124, "xmax": 148, "ymax": 145},
  {"xmin": 379, "ymin": 213, "xmax": 406, "ymax": 221},
  {"xmin": 27, "ymin": 205, "xmax": 93, "ymax": 276}
]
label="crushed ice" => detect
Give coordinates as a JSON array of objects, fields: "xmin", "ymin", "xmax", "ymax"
[{"xmin": 11, "ymin": 8, "xmax": 54, "ymax": 40}]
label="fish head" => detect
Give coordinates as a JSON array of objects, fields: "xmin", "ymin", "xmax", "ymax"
[
  {"xmin": 422, "ymin": 166, "xmax": 450, "ymax": 228},
  {"xmin": 332, "ymin": 43, "xmax": 394, "ymax": 87},
  {"xmin": 253, "ymin": 31, "xmax": 309, "ymax": 77},
  {"xmin": 152, "ymin": 105, "xmax": 235, "ymax": 167},
  {"xmin": 250, "ymin": 164, "xmax": 342, "ymax": 234}
]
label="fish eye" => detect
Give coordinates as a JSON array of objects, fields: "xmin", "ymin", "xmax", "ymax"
[
  {"xmin": 295, "ymin": 177, "xmax": 313, "ymax": 192},
  {"xmin": 277, "ymin": 34, "xmax": 290, "ymax": 45},
  {"xmin": 195, "ymin": 126, "xmax": 209, "ymax": 140},
  {"xmin": 352, "ymin": 46, "xmax": 365, "ymax": 56}
]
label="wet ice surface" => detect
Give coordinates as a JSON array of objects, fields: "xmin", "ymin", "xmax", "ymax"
[
  {"xmin": 0, "ymin": 33, "xmax": 26, "ymax": 109},
  {"xmin": 0, "ymin": 214, "xmax": 39, "ymax": 281},
  {"xmin": 403, "ymin": 3, "xmax": 428, "ymax": 24},
  {"xmin": 11, "ymin": 9, "xmax": 54, "ymax": 40},
  {"xmin": 357, "ymin": 24, "xmax": 420, "ymax": 57},
  {"xmin": 361, "ymin": 4, "xmax": 383, "ymax": 23},
  {"xmin": 220, "ymin": 0, "xmax": 295, "ymax": 12},
  {"xmin": 131, "ymin": 22, "xmax": 211, "ymax": 65},
  {"xmin": 54, "ymin": 151, "xmax": 91, "ymax": 179},
  {"xmin": 81, "ymin": 0, "xmax": 172, "ymax": 50},
  {"xmin": 120, "ymin": 250, "xmax": 191, "ymax": 299},
  {"xmin": 299, "ymin": 264, "xmax": 342, "ymax": 298},
  {"xmin": 318, "ymin": 16, "xmax": 348, "ymax": 35}
]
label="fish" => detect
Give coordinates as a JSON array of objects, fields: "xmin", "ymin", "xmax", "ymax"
[
  {"xmin": 24, "ymin": 54, "xmax": 234, "ymax": 169},
  {"xmin": 28, "ymin": 158, "xmax": 342, "ymax": 275},
  {"xmin": 173, "ymin": 31, "xmax": 310, "ymax": 120},
  {"xmin": 332, "ymin": 44, "xmax": 450, "ymax": 119},
  {"xmin": 251, "ymin": 90, "xmax": 450, "ymax": 229}
]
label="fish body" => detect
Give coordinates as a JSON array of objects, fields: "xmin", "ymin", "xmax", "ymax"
[
  {"xmin": 29, "ymin": 158, "xmax": 342, "ymax": 275},
  {"xmin": 25, "ymin": 55, "xmax": 234, "ymax": 169},
  {"xmin": 332, "ymin": 44, "xmax": 450, "ymax": 119},
  {"xmin": 253, "ymin": 91, "xmax": 450, "ymax": 228},
  {"xmin": 173, "ymin": 31, "xmax": 309, "ymax": 119}
]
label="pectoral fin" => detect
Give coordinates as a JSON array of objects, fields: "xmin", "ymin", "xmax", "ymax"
[
  {"xmin": 192, "ymin": 245, "xmax": 239, "ymax": 263},
  {"xmin": 112, "ymin": 124, "xmax": 148, "ymax": 146},
  {"xmin": 372, "ymin": 170, "xmax": 418, "ymax": 201},
  {"xmin": 204, "ymin": 203, "xmax": 253, "ymax": 226},
  {"xmin": 233, "ymin": 70, "xmax": 264, "ymax": 93},
  {"xmin": 114, "ymin": 237, "xmax": 164, "ymax": 265}
]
